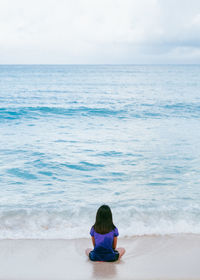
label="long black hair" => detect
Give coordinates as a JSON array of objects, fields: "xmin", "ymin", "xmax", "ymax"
[{"xmin": 93, "ymin": 205, "xmax": 116, "ymax": 234}]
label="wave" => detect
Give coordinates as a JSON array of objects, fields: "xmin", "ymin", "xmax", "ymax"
[
  {"xmin": 0, "ymin": 102, "xmax": 200, "ymax": 121},
  {"xmin": 0, "ymin": 106, "xmax": 125, "ymax": 120},
  {"xmin": 0, "ymin": 208, "xmax": 200, "ymax": 239}
]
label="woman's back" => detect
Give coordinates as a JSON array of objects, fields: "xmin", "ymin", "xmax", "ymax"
[{"xmin": 90, "ymin": 226, "xmax": 119, "ymax": 252}]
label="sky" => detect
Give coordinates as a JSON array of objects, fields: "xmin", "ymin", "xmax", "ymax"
[{"xmin": 0, "ymin": 0, "xmax": 200, "ymax": 64}]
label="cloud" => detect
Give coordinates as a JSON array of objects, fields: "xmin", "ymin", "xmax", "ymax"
[{"xmin": 0, "ymin": 0, "xmax": 200, "ymax": 63}]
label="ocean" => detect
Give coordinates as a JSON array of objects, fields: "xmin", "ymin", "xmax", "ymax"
[{"xmin": 0, "ymin": 64, "xmax": 200, "ymax": 239}]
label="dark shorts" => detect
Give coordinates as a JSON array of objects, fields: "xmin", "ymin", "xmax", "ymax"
[{"xmin": 89, "ymin": 247, "xmax": 119, "ymax": 262}]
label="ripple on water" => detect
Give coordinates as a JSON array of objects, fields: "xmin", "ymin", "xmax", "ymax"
[{"xmin": 7, "ymin": 168, "xmax": 37, "ymax": 180}]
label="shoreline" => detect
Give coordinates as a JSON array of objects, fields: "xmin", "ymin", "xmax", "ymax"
[
  {"xmin": 0, "ymin": 234, "xmax": 200, "ymax": 279},
  {"xmin": 1, "ymin": 232, "xmax": 200, "ymax": 240}
]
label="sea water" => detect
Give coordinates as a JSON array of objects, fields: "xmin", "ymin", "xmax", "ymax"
[{"xmin": 0, "ymin": 65, "xmax": 200, "ymax": 239}]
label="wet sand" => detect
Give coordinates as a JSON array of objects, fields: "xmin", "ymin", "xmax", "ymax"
[{"xmin": 0, "ymin": 234, "xmax": 200, "ymax": 280}]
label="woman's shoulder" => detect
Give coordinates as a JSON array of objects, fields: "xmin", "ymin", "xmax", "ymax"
[
  {"xmin": 90, "ymin": 226, "xmax": 95, "ymax": 236},
  {"xmin": 113, "ymin": 226, "xmax": 119, "ymax": 236}
]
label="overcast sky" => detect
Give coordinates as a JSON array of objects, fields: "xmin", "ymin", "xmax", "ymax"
[{"xmin": 0, "ymin": 0, "xmax": 200, "ymax": 64}]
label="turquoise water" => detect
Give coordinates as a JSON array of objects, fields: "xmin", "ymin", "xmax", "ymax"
[{"xmin": 0, "ymin": 65, "xmax": 200, "ymax": 238}]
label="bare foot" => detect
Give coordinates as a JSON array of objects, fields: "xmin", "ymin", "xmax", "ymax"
[
  {"xmin": 85, "ymin": 248, "xmax": 92, "ymax": 256},
  {"xmin": 116, "ymin": 247, "xmax": 125, "ymax": 258}
]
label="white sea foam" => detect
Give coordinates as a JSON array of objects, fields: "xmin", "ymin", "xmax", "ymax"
[{"xmin": 0, "ymin": 207, "xmax": 200, "ymax": 239}]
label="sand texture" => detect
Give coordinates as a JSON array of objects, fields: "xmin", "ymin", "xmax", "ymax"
[{"xmin": 0, "ymin": 234, "xmax": 200, "ymax": 280}]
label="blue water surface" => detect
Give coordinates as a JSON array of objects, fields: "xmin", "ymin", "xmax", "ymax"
[{"xmin": 0, "ymin": 65, "xmax": 200, "ymax": 238}]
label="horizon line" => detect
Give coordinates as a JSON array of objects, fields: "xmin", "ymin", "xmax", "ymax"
[{"xmin": 0, "ymin": 63, "xmax": 200, "ymax": 66}]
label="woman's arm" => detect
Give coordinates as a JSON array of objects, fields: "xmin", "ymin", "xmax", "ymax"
[
  {"xmin": 113, "ymin": 236, "xmax": 117, "ymax": 249},
  {"xmin": 91, "ymin": 236, "xmax": 95, "ymax": 247}
]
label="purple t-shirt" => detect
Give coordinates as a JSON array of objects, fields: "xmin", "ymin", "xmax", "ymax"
[{"xmin": 90, "ymin": 226, "xmax": 119, "ymax": 251}]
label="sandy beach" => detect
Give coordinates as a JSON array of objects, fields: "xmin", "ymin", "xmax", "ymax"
[{"xmin": 0, "ymin": 234, "xmax": 200, "ymax": 280}]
